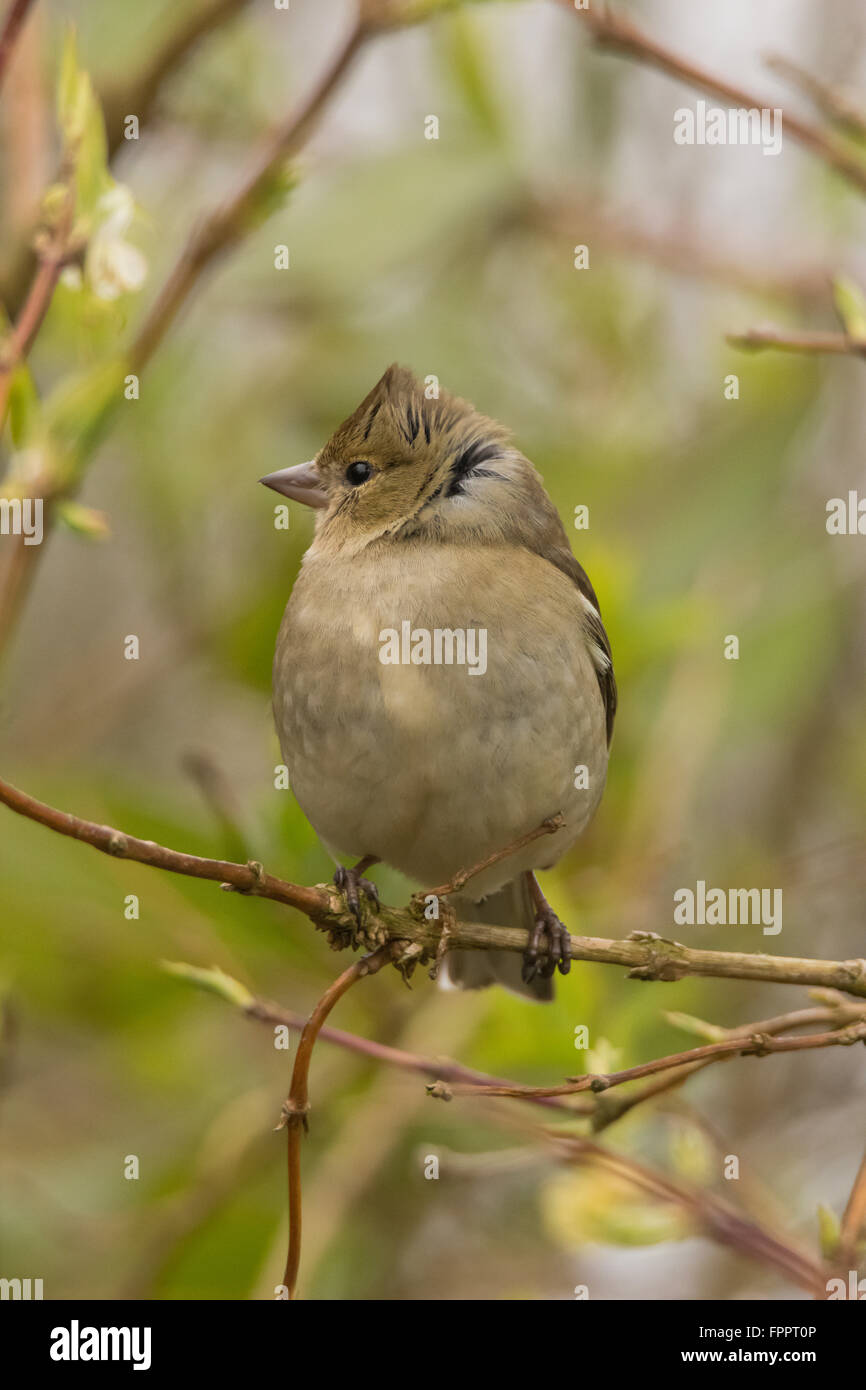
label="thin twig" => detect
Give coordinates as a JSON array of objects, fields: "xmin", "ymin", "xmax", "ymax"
[
  {"xmin": 540, "ymin": 1125, "xmax": 827, "ymax": 1296},
  {"xmin": 727, "ymin": 326, "xmax": 866, "ymax": 357},
  {"xmin": 766, "ymin": 53, "xmax": 866, "ymax": 140},
  {"xmin": 0, "ymin": 0, "xmax": 35, "ymax": 95},
  {"xmin": 528, "ymin": 191, "xmax": 832, "ymax": 304},
  {"xmin": 591, "ymin": 997, "xmax": 866, "ymax": 1129},
  {"xmin": 563, "ymin": 2, "xmax": 866, "ymax": 196},
  {"xmin": 184, "ymin": 975, "xmax": 864, "ymax": 1125},
  {"xmin": 0, "ymin": 0, "xmax": 257, "ymax": 321},
  {"xmin": 3, "ymin": 774, "xmax": 866, "ymax": 999},
  {"xmin": 451, "ymin": 1021, "xmax": 866, "ymax": 1101},
  {"xmin": 181, "ymin": 961, "xmax": 842, "ymax": 1293},
  {"xmin": 101, "ymin": 0, "xmax": 254, "ymax": 158},
  {"xmin": 0, "ymin": 178, "xmax": 76, "ymax": 653},
  {"xmin": 244, "ymin": 994, "xmax": 591, "ymax": 1114},
  {"xmin": 838, "ymin": 1147, "xmax": 866, "ymax": 1269},
  {"xmin": 129, "ymin": 14, "xmax": 370, "ymax": 371},
  {"xmin": 0, "ymin": 180, "xmax": 75, "ymax": 421},
  {"xmin": 0, "ymin": 772, "xmax": 326, "ymax": 916},
  {"xmin": 423, "ymin": 813, "xmax": 564, "ymax": 898},
  {"xmin": 278, "ymin": 944, "xmax": 396, "ymax": 1300}
]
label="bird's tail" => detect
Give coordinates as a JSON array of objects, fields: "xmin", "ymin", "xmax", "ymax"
[{"xmin": 439, "ymin": 876, "xmax": 553, "ymax": 1002}]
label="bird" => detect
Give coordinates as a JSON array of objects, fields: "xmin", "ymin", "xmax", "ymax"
[{"xmin": 261, "ymin": 365, "xmax": 615, "ymax": 1000}]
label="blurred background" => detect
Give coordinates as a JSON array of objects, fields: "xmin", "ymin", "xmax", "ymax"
[{"xmin": 2, "ymin": 0, "xmax": 866, "ymax": 1300}]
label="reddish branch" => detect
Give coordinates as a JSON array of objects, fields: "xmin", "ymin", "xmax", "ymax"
[
  {"xmin": 0, "ymin": 0, "xmax": 35, "ymax": 95},
  {"xmin": 277, "ymin": 943, "xmax": 397, "ymax": 1299},
  {"xmin": 542, "ymin": 1127, "xmax": 827, "ymax": 1296},
  {"xmin": 246, "ymin": 995, "xmax": 588, "ymax": 1114},
  {"xmin": 101, "ymin": 0, "xmax": 254, "ymax": 158},
  {"xmin": 0, "ymin": 182, "xmax": 75, "ymax": 422},
  {"xmin": 128, "ymin": 16, "xmax": 369, "ymax": 371},
  {"xmin": 838, "ymin": 1147, "xmax": 866, "ymax": 1268},
  {"xmin": 451, "ymin": 1021, "xmax": 866, "ymax": 1101},
  {"xmin": 564, "ymin": 2, "xmax": 866, "ymax": 196}
]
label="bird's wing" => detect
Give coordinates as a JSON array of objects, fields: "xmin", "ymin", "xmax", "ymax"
[{"xmin": 521, "ymin": 498, "xmax": 617, "ymax": 746}]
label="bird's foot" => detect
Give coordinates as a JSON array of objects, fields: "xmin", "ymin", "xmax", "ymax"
[
  {"xmin": 334, "ymin": 859, "xmax": 380, "ymax": 930},
  {"xmin": 522, "ymin": 882, "xmax": 571, "ymax": 983}
]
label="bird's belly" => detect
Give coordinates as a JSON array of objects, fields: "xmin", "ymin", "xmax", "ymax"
[{"xmin": 274, "ymin": 553, "xmax": 608, "ymax": 894}]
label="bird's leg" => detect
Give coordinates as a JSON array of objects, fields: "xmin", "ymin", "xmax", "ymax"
[
  {"xmin": 522, "ymin": 872, "xmax": 572, "ymax": 982},
  {"xmin": 334, "ymin": 855, "xmax": 380, "ymax": 929}
]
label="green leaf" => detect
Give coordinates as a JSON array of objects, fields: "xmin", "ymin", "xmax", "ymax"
[
  {"xmin": 56, "ymin": 28, "xmax": 80, "ymax": 135},
  {"xmin": 6, "ymin": 366, "xmax": 40, "ymax": 448},
  {"xmin": 75, "ymin": 80, "xmax": 110, "ymax": 221},
  {"xmin": 668, "ymin": 1118, "xmax": 714, "ymax": 1183},
  {"xmin": 817, "ymin": 1203, "xmax": 841, "ymax": 1259},
  {"xmin": 56, "ymin": 28, "xmax": 91, "ymax": 149},
  {"xmin": 440, "ymin": 12, "xmax": 502, "ymax": 142},
  {"xmin": 55, "ymin": 499, "xmax": 109, "ymax": 539},
  {"xmin": 542, "ymin": 1169, "xmax": 693, "ymax": 1249},
  {"xmin": 55, "ymin": 26, "xmax": 110, "ymax": 221},
  {"xmin": 162, "ymin": 961, "xmax": 255, "ymax": 1011},
  {"xmin": 833, "ymin": 274, "xmax": 866, "ymax": 338},
  {"xmin": 664, "ymin": 1010, "xmax": 727, "ymax": 1042}
]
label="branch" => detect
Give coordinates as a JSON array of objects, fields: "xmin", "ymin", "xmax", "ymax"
[
  {"xmin": 128, "ymin": 13, "xmax": 370, "ymax": 372},
  {"xmin": 765, "ymin": 53, "xmax": 866, "ymax": 141},
  {"xmin": 0, "ymin": 178, "xmax": 77, "ymax": 655},
  {"xmin": 100, "ymin": 0, "xmax": 254, "ymax": 159},
  {"xmin": 3, "ymin": 774, "xmax": 866, "ymax": 1002},
  {"xmin": 562, "ymin": 2, "xmax": 866, "ymax": 197},
  {"xmin": 450, "ymin": 1020, "xmax": 866, "ymax": 1101},
  {"xmin": 276, "ymin": 943, "xmax": 397, "ymax": 1300},
  {"xmin": 589, "ymin": 996, "xmax": 866, "ymax": 1130},
  {"xmin": 838, "ymin": 1147, "xmax": 866, "ymax": 1269},
  {"xmin": 727, "ymin": 326, "xmax": 866, "ymax": 357},
  {"xmin": 167, "ymin": 962, "xmax": 594, "ymax": 1115},
  {"xmin": 0, "ymin": 0, "xmax": 35, "ymax": 95},
  {"xmin": 0, "ymin": 771, "xmax": 325, "ymax": 917},
  {"xmin": 0, "ymin": 181, "xmax": 75, "ymax": 423},
  {"xmin": 422, "ymin": 813, "xmax": 564, "ymax": 898},
  {"xmin": 0, "ymin": 1, "xmax": 257, "ymax": 322},
  {"xmin": 172, "ymin": 970, "xmax": 866, "ymax": 1139},
  {"xmin": 170, "ymin": 960, "xmax": 839, "ymax": 1294},
  {"xmin": 528, "ymin": 191, "xmax": 832, "ymax": 304},
  {"xmin": 541, "ymin": 1125, "xmax": 828, "ymax": 1296}
]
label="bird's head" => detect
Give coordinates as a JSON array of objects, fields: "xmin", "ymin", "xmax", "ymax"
[{"xmin": 260, "ymin": 364, "xmax": 548, "ymax": 553}]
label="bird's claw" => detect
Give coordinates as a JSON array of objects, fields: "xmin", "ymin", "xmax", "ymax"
[
  {"xmin": 522, "ymin": 904, "xmax": 571, "ymax": 983},
  {"xmin": 334, "ymin": 863, "xmax": 380, "ymax": 928}
]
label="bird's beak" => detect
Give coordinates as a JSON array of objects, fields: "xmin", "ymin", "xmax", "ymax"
[{"xmin": 259, "ymin": 460, "xmax": 327, "ymax": 509}]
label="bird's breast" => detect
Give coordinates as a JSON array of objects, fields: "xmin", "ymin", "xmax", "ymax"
[{"xmin": 273, "ymin": 542, "xmax": 608, "ymax": 890}]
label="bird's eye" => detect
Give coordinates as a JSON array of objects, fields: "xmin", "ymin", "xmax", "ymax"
[{"xmin": 345, "ymin": 461, "xmax": 372, "ymax": 486}]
